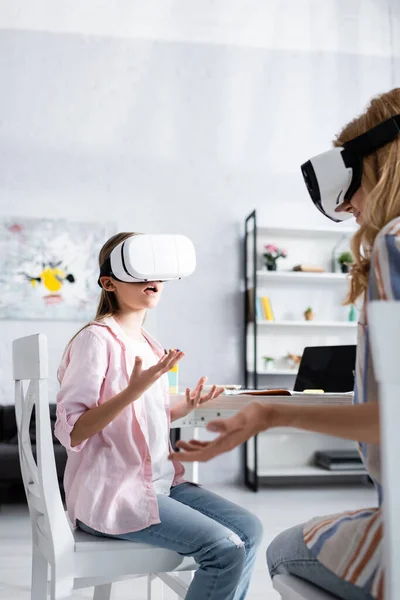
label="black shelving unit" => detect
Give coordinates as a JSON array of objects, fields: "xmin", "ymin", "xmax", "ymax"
[
  {"xmin": 242, "ymin": 212, "xmax": 362, "ymax": 491},
  {"xmin": 243, "ymin": 210, "xmax": 259, "ymax": 491}
]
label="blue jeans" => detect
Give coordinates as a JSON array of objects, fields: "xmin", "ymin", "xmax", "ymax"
[
  {"xmin": 267, "ymin": 525, "xmax": 375, "ymax": 600},
  {"xmin": 79, "ymin": 483, "xmax": 263, "ymax": 600}
]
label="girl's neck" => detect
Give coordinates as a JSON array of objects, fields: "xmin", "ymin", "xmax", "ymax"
[{"xmin": 114, "ymin": 310, "xmax": 146, "ymax": 341}]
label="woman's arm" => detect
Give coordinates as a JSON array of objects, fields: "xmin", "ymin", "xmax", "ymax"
[
  {"xmin": 169, "ymin": 401, "xmax": 380, "ymax": 462},
  {"xmin": 268, "ymin": 401, "xmax": 380, "ymax": 444}
]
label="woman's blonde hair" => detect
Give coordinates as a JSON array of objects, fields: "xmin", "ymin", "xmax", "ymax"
[
  {"xmin": 68, "ymin": 232, "xmax": 138, "ymax": 346},
  {"xmin": 336, "ymin": 88, "xmax": 400, "ymax": 304}
]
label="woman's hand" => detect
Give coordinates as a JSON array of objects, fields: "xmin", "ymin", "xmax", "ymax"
[
  {"xmin": 129, "ymin": 350, "xmax": 184, "ymax": 400},
  {"xmin": 170, "ymin": 377, "xmax": 225, "ymax": 421},
  {"xmin": 169, "ymin": 402, "xmax": 270, "ymax": 461}
]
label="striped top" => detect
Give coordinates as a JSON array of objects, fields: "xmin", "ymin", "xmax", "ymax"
[{"xmin": 304, "ymin": 217, "xmax": 400, "ymax": 600}]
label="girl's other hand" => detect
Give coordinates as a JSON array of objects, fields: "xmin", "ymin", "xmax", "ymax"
[
  {"xmin": 128, "ymin": 350, "xmax": 184, "ymax": 398},
  {"xmin": 184, "ymin": 377, "xmax": 225, "ymax": 409}
]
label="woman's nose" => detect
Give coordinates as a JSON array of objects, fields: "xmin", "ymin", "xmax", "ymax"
[{"xmin": 335, "ymin": 200, "xmax": 353, "ymax": 214}]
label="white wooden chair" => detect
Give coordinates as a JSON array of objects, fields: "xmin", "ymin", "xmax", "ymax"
[
  {"xmin": 13, "ymin": 333, "xmax": 196, "ymax": 600},
  {"xmin": 368, "ymin": 300, "xmax": 400, "ymax": 600},
  {"xmin": 273, "ymin": 574, "xmax": 341, "ymax": 599}
]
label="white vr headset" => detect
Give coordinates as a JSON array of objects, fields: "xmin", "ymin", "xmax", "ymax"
[
  {"xmin": 301, "ymin": 114, "xmax": 400, "ymax": 222},
  {"xmin": 98, "ymin": 234, "xmax": 196, "ymax": 286}
]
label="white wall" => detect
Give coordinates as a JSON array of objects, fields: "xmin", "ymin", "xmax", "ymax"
[{"xmin": 1, "ymin": 0, "xmax": 399, "ymax": 482}]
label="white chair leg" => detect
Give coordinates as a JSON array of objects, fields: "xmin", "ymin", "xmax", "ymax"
[
  {"xmin": 49, "ymin": 564, "xmax": 74, "ymax": 600},
  {"xmin": 31, "ymin": 545, "xmax": 48, "ymax": 600},
  {"xmin": 93, "ymin": 583, "xmax": 112, "ymax": 600},
  {"xmin": 179, "ymin": 571, "xmax": 194, "ymax": 585},
  {"xmin": 147, "ymin": 575, "xmax": 164, "ymax": 600},
  {"xmin": 176, "ymin": 571, "xmax": 193, "ymax": 598}
]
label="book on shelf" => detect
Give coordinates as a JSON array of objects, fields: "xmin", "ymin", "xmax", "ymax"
[
  {"xmin": 261, "ymin": 296, "xmax": 274, "ymax": 320},
  {"xmin": 246, "ymin": 290, "xmax": 274, "ymax": 322},
  {"xmin": 246, "ymin": 288, "xmax": 255, "ymax": 321},
  {"xmin": 293, "ymin": 264, "xmax": 325, "ymax": 273},
  {"xmin": 315, "ymin": 450, "xmax": 366, "ymax": 471},
  {"xmin": 255, "ymin": 297, "xmax": 263, "ymax": 321}
]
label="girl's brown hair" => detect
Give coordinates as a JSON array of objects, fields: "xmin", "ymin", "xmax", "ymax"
[
  {"xmin": 335, "ymin": 88, "xmax": 400, "ymax": 304},
  {"xmin": 68, "ymin": 232, "xmax": 138, "ymax": 345}
]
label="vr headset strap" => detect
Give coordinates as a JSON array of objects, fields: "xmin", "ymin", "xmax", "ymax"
[
  {"xmin": 340, "ymin": 115, "xmax": 400, "ymax": 202},
  {"xmin": 97, "ymin": 257, "xmax": 125, "ymax": 287},
  {"xmin": 98, "ymin": 241, "xmax": 130, "ymax": 287},
  {"xmin": 343, "ymin": 114, "xmax": 400, "ymax": 160}
]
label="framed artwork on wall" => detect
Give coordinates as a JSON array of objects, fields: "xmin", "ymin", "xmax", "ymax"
[{"xmin": 0, "ymin": 217, "xmax": 114, "ymax": 320}]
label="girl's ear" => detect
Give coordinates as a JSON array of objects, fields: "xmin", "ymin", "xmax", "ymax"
[{"xmin": 100, "ymin": 277, "xmax": 117, "ymax": 292}]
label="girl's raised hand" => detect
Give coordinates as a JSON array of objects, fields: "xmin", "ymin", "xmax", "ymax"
[{"xmin": 128, "ymin": 350, "xmax": 184, "ymax": 399}]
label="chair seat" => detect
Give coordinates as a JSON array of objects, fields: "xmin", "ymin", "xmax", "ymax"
[
  {"xmin": 74, "ymin": 527, "xmax": 156, "ymax": 552},
  {"xmin": 273, "ymin": 574, "xmax": 341, "ymax": 600},
  {"xmin": 73, "ymin": 527, "xmax": 197, "ymax": 570}
]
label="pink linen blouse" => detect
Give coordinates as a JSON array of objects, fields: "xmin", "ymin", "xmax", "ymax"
[{"xmin": 54, "ymin": 317, "xmax": 185, "ymax": 535}]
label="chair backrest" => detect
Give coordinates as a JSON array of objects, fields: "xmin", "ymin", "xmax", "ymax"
[
  {"xmin": 368, "ymin": 301, "xmax": 400, "ymax": 600},
  {"xmin": 12, "ymin": 334, "xmax": 74, "ymax": 563}
]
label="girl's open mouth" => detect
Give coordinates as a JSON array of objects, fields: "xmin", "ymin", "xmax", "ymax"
[{"xmin": 143, "ymin": 282, "xmax": 159, "ymax": 296}]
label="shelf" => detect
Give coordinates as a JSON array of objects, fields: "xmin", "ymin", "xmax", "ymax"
[
  {"xmin": 255, "ymin": 369, "xmax": 298, "ymax": 376},
  {"xmin": 256, "ymin": 270, "xmax": 349, "ymax": 283},
  {"xmin": 255, "ymin": 320, "xmax": 357, "ymax": 328},
  {"xmin": 250, "ymin": 466, "xmax": 367, "ymax": 478},
  {"xmin": 256, "ymin": 225, "xmax": 356, "ymax": 238}
]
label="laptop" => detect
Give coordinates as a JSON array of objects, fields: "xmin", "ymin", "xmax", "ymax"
[{"xmin": 294, "ymin": 345, "xmax": 356, "ymax": 393}]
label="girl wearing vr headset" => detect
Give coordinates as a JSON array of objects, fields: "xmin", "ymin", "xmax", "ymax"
[
  {"xmin": 55, "ymin": 232, "xmax": 263, "ymax": 600},
  {"xmin": 171, "ymin": 87, "xmax": 400, "ymax": 600}
]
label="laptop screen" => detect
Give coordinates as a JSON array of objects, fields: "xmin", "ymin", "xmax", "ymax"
[{"xmin": 294, "ymin": 345, "xmax": 357, "ymax": 393}]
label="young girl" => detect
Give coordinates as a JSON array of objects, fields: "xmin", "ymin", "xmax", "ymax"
[
  {"xmin": 171, "ymin": 88, "xmax": 400, "ymax": 600},
  {"xmin": 55, "ymin": 232, "xmax": 263, "ymax": 600}
]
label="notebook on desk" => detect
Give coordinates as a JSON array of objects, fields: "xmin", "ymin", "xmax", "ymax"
[{"xmin": 235, "ymin": 345, "xmax": 356, "ymax": 397}]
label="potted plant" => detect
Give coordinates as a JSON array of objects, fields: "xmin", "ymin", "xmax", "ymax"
[
  {"xmin": 263, "ymin": 244, "xmax": 287, "ymax": 271},
  {"xmin": 338, "ymin": 251, "xmax": 354, "ymax": 273},
  {"xmin": 287, "ymin": 353, "xmax": 302, "ymax": 369},
  {"xmin": 263, "ymin": 356, "xmax": 275, "ymax": 371},
  {"xmin": 304, "ymin": 307, "xmax": 314, "ymax": 321}
]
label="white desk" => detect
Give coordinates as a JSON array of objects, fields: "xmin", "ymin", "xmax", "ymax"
[{"xmin": 170, "ymin": 393, "xmax": 356, "ymax": 484}]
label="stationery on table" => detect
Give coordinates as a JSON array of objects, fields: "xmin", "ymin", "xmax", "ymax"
[{"xmin": 167, "ymin": 348, "xmax": 180, "ymax": 394}]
